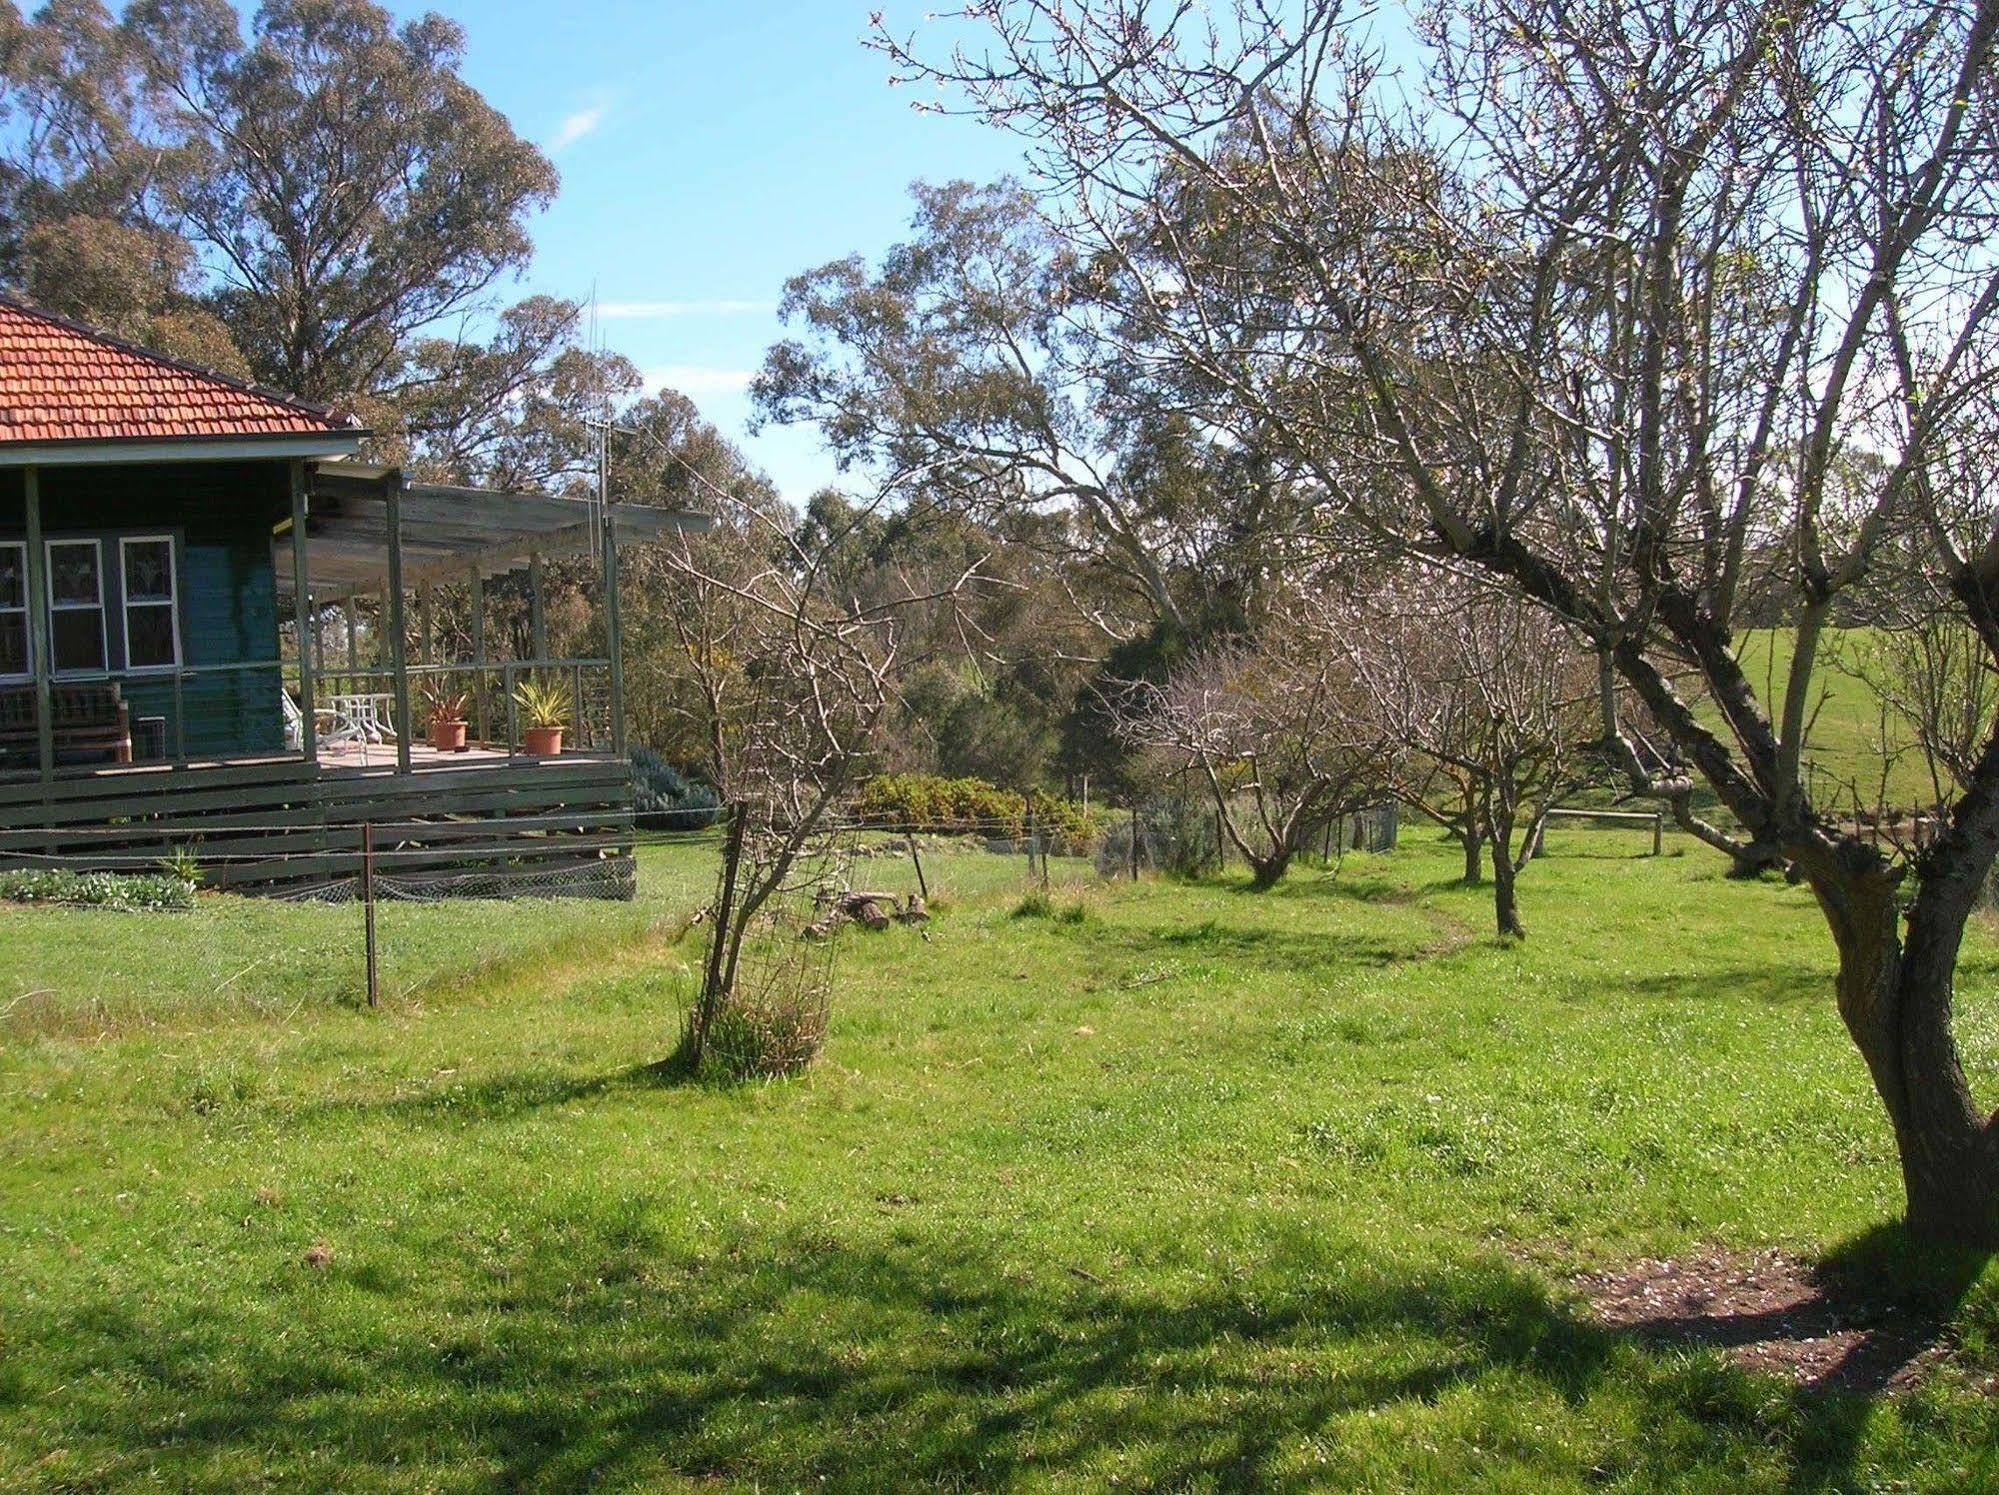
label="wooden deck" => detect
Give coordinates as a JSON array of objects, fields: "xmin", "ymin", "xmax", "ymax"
[
  {"xmin": 0, "ymin": 747, "xmax": 636, "ymax": 897},
  {"xmin": 315, "ymin": 739, "xmax": 608, "ymax": 771}
]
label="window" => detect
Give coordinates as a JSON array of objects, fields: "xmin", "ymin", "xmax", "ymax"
[
  {"xmin": 46, "ymin": 539, "xmax": 105, "ymax": 675},
  {"xmin": 0, "ymin": 542, "xmax": 24, "ymax": 680},
  {"xmin": 120, "ymin": 536, "xmax": 179, "ymax": 671}
]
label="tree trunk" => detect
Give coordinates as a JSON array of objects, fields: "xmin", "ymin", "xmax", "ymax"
[
  {"xmin": 1490, "ymin": 787, "xmax": 1525, "ymax": 938},
  {"xmin": 1248, "ymin": 851, "xmax": 1291, "ymax": 890},
  {"xmin": 1727, "ymin": 834, "xmax": 1787, "ymax": 879},
  {"xmin": 1490, "ymin": 842, "xmax": 1525, "ymax": 938},
  {"xmin": 1517, "ymin": 813, "xmax": 1547, "ymax": 865},
  {"xmin": 1462, "ymin": 826, "xmax": 1485, "ymax": 884},
  {"xmin": 1812, "ymin": 854, "xmax": 1999, "ymax": 1245}
]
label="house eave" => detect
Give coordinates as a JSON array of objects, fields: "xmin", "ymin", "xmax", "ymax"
[{"xmin": 0, "ymin": 432, "xmax": 367, "ymax": 468}]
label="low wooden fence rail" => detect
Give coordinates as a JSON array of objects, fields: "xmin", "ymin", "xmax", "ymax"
[{"xmin": 1542, "ymin": 806, "xmax": 1664, "ymax": 855}]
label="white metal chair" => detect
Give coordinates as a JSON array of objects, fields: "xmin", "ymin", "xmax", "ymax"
[{"xmin": 284, "ymin": 690, "xmax": 362, "ymax": 752}]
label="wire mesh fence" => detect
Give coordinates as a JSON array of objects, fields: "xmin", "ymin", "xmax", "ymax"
[{"xmin": 1, "ymin": 794, "xmax": 1410, "ymax": 1044}]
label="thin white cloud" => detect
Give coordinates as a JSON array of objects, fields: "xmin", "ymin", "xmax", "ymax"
[
  {"xmin": 550, "ymin": 103, "xmax": 609, "ymax": 152},
  {"xmin": 599, "ymin": 299, "xmax": 776, "ymax": 319},
  {"xmin": 643, "ymin": 365, "xmax": 757, "ymax": 396}
]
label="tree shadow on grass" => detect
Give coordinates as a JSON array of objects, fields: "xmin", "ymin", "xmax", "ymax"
[
  {"xmin": 1135, "ymin": 918, "xmax": 1432, "ymax": 971},
  {"xmin": 14, "ymin": 1216, "xmax": 1968, "ymax": 1490},
  {"xmin": 296, "ymin": 1058, "xmax": 701, "ymax": 1127},
  {"xmin": 1254, "ymin": 867, "xmax": 1473, "ymax": 906},
  {"xmin": 1612, "ymin": 963, "xmax": 1829, "ymax": 1007}
]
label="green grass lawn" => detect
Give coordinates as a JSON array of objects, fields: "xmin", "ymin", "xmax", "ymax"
[{"xmin": 3, "ymin": 830, "xmax": 1998, "ymax": 1489}]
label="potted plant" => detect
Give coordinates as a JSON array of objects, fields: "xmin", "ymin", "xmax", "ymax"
[
  {"xmin": 421, "ymin": 683, "xmax": 470, "ymax": 752},
  {"xmin": 513, "ymin": 676, "xmax": 571, "ymax": 756}
]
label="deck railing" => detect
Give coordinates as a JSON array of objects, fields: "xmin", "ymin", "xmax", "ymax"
[
  {"xmin": 307, "ymin": 657, "xmax": 615, "ymax": 759},
  {"xmin": 0, "ymin": 654, "xmax": 617, "ymax": 782},
  {"xmin": 0, "ymin": 660, "xmax": 298, "ymax": 779}
]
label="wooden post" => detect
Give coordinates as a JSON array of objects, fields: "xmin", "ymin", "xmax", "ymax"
[
  {"xmin": 1653, "ymin": 812, "xmax": 1664, "ymax": 857},
  {"xmin": 385, "ymin": 476, "xmax": 412, "ymax": 775},
  {"xmin": 603, "ymin": 512, "xmax": 626, "ymax": 755},
  {"xmin": 22, "ymin": 466, "xmax": 52, "ymax": 791},
  {"xmin": 528, "ymin": 551, "xmax": 547, "ymax": 663},
  {"xmin": 362, "ymin": 821, "xmax": 379, "ymax": 1009},
  {"xmin": 906, "ymin": 833, "xmax": 930, "ymax": 901},
  {"xmin": 695, "ymin": 803, "xmax": 749, "ymax": 1068},
  {"xmin": 505, "ymin": 660, "xmax": 519, "ymax": 757},
  {"xmin": 1130, "ymin": 801, "xmax": 1141, "ymax": 880},
  {"xmin": 468, "ymin": 565, "xmax": 487, "ymax": 747},
  {"xmin": 289, "ymin": 460, "xmax": 317, "ymax": 763}
]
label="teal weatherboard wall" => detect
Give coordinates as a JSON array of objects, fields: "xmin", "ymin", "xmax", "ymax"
[{"xmin": 0, "ymin": 460, "xmax": 292, "ymax": 760}]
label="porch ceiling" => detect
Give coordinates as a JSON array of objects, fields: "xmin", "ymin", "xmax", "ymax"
[{"xmin": 276, "ymin": 464, "xmax": 710, "ymax": 596}]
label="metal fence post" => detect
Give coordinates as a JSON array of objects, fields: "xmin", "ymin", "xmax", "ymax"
[{"xmin": 362, "ymin": 821, "xmax": 379, "ymax": 1009}]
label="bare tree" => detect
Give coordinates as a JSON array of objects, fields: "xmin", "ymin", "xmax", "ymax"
[
  {"xmin": 1114, "ymin": 604, "xmax": 1400, "ymax": 888},
  {"xmin": 671, "ymin": 492, "xmax": 984, "ymax": 1076},
  {"xmin": 1355, "ymin": 575, "xmax": 1604, "ymax": 937},
  {"xmin": 882, "ymin": 0, "xmax": 1999, "ymax": 1242}
]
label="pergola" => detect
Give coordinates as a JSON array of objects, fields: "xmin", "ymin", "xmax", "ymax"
[{"xmin": 275, "ymin": 460, "xmax": 709, "ymax": 773}]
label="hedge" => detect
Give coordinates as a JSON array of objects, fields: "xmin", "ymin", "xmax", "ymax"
[{"xmin": 853, "ymin": 774, "xmax": 1102, "ymax": 853}]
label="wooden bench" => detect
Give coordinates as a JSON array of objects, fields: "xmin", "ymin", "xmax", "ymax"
[{"xmin": 0, "ymin": 681, "xmax": 133, "ymax": 769}]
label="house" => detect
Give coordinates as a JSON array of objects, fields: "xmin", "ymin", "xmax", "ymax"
[{"xmin": 0, "ymin": 295, "xmax": 706, "ymax": 895}]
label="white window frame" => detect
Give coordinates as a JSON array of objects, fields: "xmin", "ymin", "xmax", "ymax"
[
  {"xmin": 45, "ymin": 537, "xmax": 106, "ymax": 679},
  {"xmin": 0, "ymin": 540, "xmax": 26, "ymax": 683},
  {"xmin": 118, "ymin": 534, "xmax": 182, "ymax": 675}
]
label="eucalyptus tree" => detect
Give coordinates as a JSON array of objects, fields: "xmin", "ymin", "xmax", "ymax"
[
  {"xmin": 0, "ymin": 0, "xmax": 239, "ymax": 364},
  {"xmin": 126, "ymin": 0, "xmax": 556, "ymax": 402},
  {"xmin": 754, "ymin": 178, "xmax": 1322, "ymax": 639},
  {"xmin": 882, "ymin": 0, "xmax": 1999, "ymax": 1243}
]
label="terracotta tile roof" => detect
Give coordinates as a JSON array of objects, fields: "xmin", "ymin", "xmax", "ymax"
[{"xmin": 0, "ymin": 294, "xmax": 362, "ymax": 446}]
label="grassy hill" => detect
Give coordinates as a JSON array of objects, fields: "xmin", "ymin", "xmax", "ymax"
[
  {"xmin": 3, "ymin": 831, "xmax": 1998, "ymax": 1487},
  {"xmin": 1708, "ymin": 627, "xmax": 1942, "ymax": 811}
]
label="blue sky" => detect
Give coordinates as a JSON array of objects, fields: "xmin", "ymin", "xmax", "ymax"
[{"xmin": 380, "ymin": 1, "xmax": 1032, "ymax": 502}]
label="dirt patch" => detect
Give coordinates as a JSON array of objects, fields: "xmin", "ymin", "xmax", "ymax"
[{"xmin": 1576, "ymin": 1248, "xmax": 1962, "ymax": 1394}]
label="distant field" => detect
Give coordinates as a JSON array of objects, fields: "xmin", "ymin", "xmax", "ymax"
[
  {"xmin": 1714, "ymin": 627, "xmax": 1942, "ymax": 809},
  {"xmin": 3, "ymin": 830, "xmax": 1998, "ymax": 1488}
]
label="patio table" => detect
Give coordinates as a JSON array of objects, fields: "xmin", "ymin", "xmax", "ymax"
[{"xmin": 327, "ymin": 692, "xmax": 398, "ymax": 744}]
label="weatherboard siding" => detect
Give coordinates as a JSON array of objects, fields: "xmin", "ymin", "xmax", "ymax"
[{"xmin": 0, "ymin": 460, "xmax": 291, "ymax": 759}]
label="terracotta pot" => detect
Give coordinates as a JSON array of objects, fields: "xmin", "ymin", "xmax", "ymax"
[
  {"xmin": 523, "ymin": 725, "xmax": 564, "ymax": 756},
  {"xmin": 429, "ymin": 719, "xmax": 468, "ymax": 752}
]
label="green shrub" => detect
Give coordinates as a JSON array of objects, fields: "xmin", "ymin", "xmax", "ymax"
[
  {"xmin": 631, "ymin": 747, "xmax": 725, "ymax": 831},
  {"xmin": 0, "ymin": 868, "xmax": 196, "ymax": 912},
  {"xmin": 855, "ymin": 774, "xmax": 1102, "ymax": 853}
]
